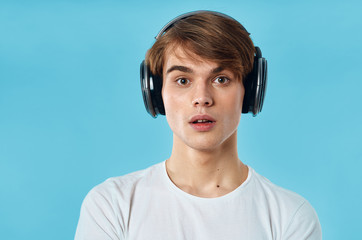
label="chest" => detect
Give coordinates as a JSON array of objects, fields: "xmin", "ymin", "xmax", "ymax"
[{"xmin": 124, "ymin": 192, "xmax": 278, "ymax": 240}]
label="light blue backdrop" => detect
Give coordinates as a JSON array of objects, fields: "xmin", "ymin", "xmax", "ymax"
[{"xmin": 1, "ymin": 0, "xmax": 361, "ymax": 239}]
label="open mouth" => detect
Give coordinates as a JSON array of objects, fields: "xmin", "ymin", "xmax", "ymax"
[
  {"xmin": 189, "ymin": 115, "xmax": 216, "ymax": 131},
  {"xmin": 192, "ymin": 119, "xmax": 214, "ymax": 124}
]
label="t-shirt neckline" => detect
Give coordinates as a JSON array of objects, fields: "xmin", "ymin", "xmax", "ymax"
[{"xmin": 160, "ymin": 160, "xmax": 253, "ymax": 202}]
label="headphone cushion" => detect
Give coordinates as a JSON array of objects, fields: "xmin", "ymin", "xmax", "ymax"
[
  {"xmin": 140, "ymin": 61, "xmax": 165, "ymax": 117},
  {"xmin": 242, "ymin": 55, "xmax": 267, "ymax": 116}
]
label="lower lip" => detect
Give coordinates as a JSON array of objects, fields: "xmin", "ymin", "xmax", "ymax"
[{"xmin": 189, "ymin": 122, "xmax": 216, "ymax": 132}]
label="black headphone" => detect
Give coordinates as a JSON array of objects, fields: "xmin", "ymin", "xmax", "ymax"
[{"xmin": 140, "ymin": 10, "xmax": 267, "ymax": 118}]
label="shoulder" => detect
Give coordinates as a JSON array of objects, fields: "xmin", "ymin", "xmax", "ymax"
[
  {"xmin": 85, "ymin": 162, "xmax": 163, "ymax": 205},
  {"xmin": 248, "ymin": 167, "xmax": 322, "ymax": 239},
  {"xmin": 75, "ymin": 162, "xmax": 164, "ymax": 240},
  {"xmin": 250, "ymin": 168, "xmax": 306, "ymax": 207}
]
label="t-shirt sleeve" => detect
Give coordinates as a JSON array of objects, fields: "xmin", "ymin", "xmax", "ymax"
[
  {"xmin": 74, "ymin": 187, "xmax": 123, "ymax": 240},
  {"xmin": 282, "ymin": 200, "xmax": 322, "ymax": 240}
]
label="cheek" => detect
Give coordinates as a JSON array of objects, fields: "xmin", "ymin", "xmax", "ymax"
[
  {"xmin": 237, "ymin": 85, "xmax": 245, "ymax": 110},
  {"xmin": 162, "ymin": 88, "xmax": 181, "ymax": 125},
  {"xmin": 227, "ymin": 86, "xmax": 244, "ymax": 110},
  {"xmin": 162, "ymin": 87, "xmax": 173, "ymax": 114},
  {"xmin": 221, "ymin": 87, "xmax": 244, "ymax": 124}
]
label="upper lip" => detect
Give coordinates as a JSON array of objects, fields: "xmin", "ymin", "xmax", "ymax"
[{"xmin": 189, "ymin": 114, "xmax": 216, "ymax": 123}]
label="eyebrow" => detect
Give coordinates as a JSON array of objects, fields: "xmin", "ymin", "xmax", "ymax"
[
  {"xmin": 166, "ymin": 65, "xmax": 225, "ymax": 75},
  {"xmin": 166, "ymin": 65, "xmax": 193, "ymax": 74}
]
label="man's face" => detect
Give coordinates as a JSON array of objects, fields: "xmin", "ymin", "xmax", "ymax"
[{"xmin": 162, "ymin": 46, "xmax": 245, "ymax": 151}]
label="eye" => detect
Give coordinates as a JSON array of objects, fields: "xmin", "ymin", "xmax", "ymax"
[
  {"xmin": 176, "ymin": 78, "xmax": 190, "ymax": 85},
  {"xmin": 213, "ymin": 76, "xmax": 230, "ymax": 85}
]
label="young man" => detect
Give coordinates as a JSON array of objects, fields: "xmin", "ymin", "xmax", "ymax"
[{"xmin": 75, "ymin": 11, "xmax": 322, "ymax": 240}]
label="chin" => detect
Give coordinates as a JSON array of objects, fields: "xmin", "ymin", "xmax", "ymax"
[
  {"xmin": 184, "ymin": 135, "xmax": 230, "ymax": 152},
  {"xmin": 187, "ymin": 143, "xmax": 217, "ymax": 152},
  {"xmin": 171, "ymin": 123, "xmax": 238, "ymax": 152}
]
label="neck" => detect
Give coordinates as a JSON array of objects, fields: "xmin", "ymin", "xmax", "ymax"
[{"xmin": 166, "ymin": 131, "xmax": 248, "ymax": 198}]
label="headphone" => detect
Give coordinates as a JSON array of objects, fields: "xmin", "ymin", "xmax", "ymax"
[{"xmin": 140, "ymin": 10, "xmax": 267, "ymax": 118}]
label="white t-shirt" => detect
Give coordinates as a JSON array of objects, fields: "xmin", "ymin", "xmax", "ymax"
[{"xmin": 75, "ymin": 161, "xmax": 321, "ymax": 240}]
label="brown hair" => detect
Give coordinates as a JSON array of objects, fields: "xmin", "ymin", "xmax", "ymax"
[{"xmin": 145, "ymin": 12, "xmax": 256, "ymax": 82}]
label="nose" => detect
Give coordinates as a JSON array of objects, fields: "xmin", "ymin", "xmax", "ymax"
[{"xmin": 191, "ymin": 82, "xmax": 213, "ymax": 107}]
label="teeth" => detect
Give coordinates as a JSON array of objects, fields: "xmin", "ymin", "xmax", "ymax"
[{"xmin": 196, "ymin": 119, "xmax": 211, "ymax": 123}]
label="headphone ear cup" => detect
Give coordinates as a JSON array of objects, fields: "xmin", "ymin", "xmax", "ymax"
[
  {"xmin": 242, "ymin": 47, "xmax": 268, "ymax": 116},
  {"xmin": 255, "ymin": 57, "xmax": 267, "ymax": 115},
  {"xmin": 140, "ymin": 61, "xmax": 165, "ymax": 118},
  {"xmin": 242, "ymin": 63, "xmax": 255, "ymax": 114}
]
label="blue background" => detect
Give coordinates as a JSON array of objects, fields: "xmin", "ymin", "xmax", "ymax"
[{"xmin": 1, "ymin": 0, "xmax": 361, "ymax": 239}]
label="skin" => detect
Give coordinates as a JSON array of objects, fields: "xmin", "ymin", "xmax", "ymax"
[{"xmin": 162, "ymin": 46, "xmax": 249, "ymax": 198}]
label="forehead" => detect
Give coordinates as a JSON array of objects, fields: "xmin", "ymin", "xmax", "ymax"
[{"xmin": 163, "ymin": 45, "xmax": 219, "ymax": 73}]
